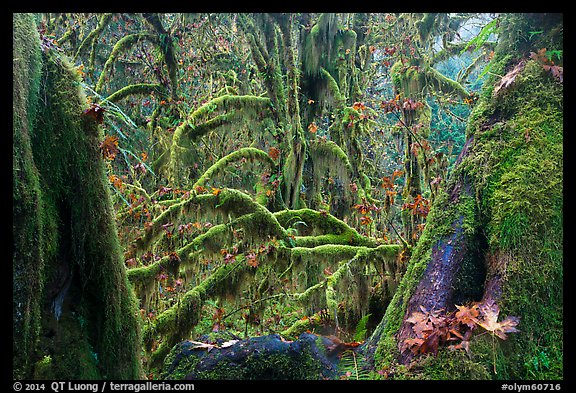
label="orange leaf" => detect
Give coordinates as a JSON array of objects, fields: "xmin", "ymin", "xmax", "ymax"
[
  {"xmin": 455, "ymin": 304, "xmax": 480, "ymax": 329},
  {"xmin": 99, "ymin": 135, "xmax": 119, "ymax": 160},
  {"xmin": 268, "ymin": 146, "xmax": 280, "ymax": 160},
  {"xmin": 308, "ymin": 122, "xmax": 318, "ymax": 134},
  {"xmin": 211, "ymin": 187, "xmax": 221, "ymax": 196}
]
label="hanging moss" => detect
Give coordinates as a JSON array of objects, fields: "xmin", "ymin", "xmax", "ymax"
[
  {"xmin": 303, "ymin": 13, "xmax": 339, "ymax": 77},
  {"xmin": 193, "ymin": 147, "xmax": 276, "ymax": 189},
  {"xmin": 95, "ymin": 33, "xmax": 157, "ymax": 94}
]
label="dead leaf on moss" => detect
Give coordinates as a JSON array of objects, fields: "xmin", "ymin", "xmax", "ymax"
[{"xmin": 493, "ymin": 61, "xmax": 526, "ymax": 97}]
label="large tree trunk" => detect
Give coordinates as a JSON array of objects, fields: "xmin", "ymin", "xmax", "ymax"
[
  {"xmin": 365, "ymin": 13, "xmax": 563, "ymax": 379},
  {"xmin": 13, "ymin": 13, "xmax": 142, "ymax": 379}
]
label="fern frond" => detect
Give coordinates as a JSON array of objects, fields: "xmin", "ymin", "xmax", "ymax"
[{"xmin": 338, "ymin": 349, "xmax": 372, "ymax": 380}]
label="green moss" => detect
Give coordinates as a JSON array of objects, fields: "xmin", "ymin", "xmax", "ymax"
[
  {"xmin": 33, "ymin": 356, "xmax": 54, "ymax": 380},
  {"xmin": 13, "ymin": 13, "xmax": 45, "ymax": 380},
  {"xmin": 193, "ymin": 147, "xmax": 276, "ymax": 189},
  {"xmin": 280, "ymin": 313, "xmax": 323, "ymax": 340},
  {"xmin": 95, "ymin": 33, "xmax": 157, "ymax": 94},
  {"xmin": 405, "ymin": 349, "xmax": 491, "ymax": 380},
  {"xmin": 22, "ymin": 42, "xmax": 143, "ymax": 379},
  {"xmin": 104, "ymin": 83, "xmax": 168, "ymax": 103}
]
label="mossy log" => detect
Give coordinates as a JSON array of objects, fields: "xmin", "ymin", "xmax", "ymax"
[{"xmin": 161, "ymin": 333, "xmax": 341, "ymax": 380}]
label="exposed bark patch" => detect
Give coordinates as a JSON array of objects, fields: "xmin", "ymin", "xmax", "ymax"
[{"xmin": 396, "ymin": 218, "xmax": 468, "ymax": 364}]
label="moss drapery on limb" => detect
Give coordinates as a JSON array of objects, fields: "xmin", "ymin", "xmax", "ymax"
[
  {"xmin": 95, "ymin": 32, "xmax": 158, "ymax": 94},
  {"xmin": 13, "ymin": 15, "xmax": 142, "ymax": 379},
  {"xmin": 126, "ymin": 174, "xmax": 405, "ymax": 370},
  {"xmin": 103, "ymin": 83, "xmax": 169, "ymax": 103},
  {"xmin": 164, "ymin": 94, "xmax": 272, "ymax": 185}
]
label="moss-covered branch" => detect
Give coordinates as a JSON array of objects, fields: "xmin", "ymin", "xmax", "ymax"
[
  {"xmin": 193, "ymin": 147, "xmax": 276, "ymax": 189},
  {"xmin": 274, "ymin": 208, "xmax": 376, "ymax": 247},
  {"xmin": 103, "ymin": 83, "xmax": 168, "ymax": 103},
  {"xmin": 426, "ymin": 65, "xmax": 471, "ymax": 100},
  {"xmin": 142, "ymin": 13, "xmax": 179, "ymax": 99},
  {"xmin": 95, "ymin": 33, "xmax": 157, "ymax": 94},
  {"xmin": 73, "ymin": 13, "xmax": 113, "ymax": 61}
]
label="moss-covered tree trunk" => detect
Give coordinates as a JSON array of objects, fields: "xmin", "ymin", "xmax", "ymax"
[
  {"xmin": 13, "ymin": 13, "xmax": 142, "ymax": 379},
  {"xmin": 365, "ymin": 13, "xmax": 563, "ymax": 379}
]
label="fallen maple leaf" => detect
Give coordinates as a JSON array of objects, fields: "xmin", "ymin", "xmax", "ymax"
[
  {"xmin": 477, "ymin": 300, "xmax": 520, "ymax": 340},
  {"xmin": 455, "ymin": 303, "xmax": 480, "ymax": 329},
  {"xmin": 493, "ymin": 61, "xmax": 526, "ymax": 97},
  {"xmin": 220, "ymin": 340, "xmax": 239, "ymax": 348}
]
